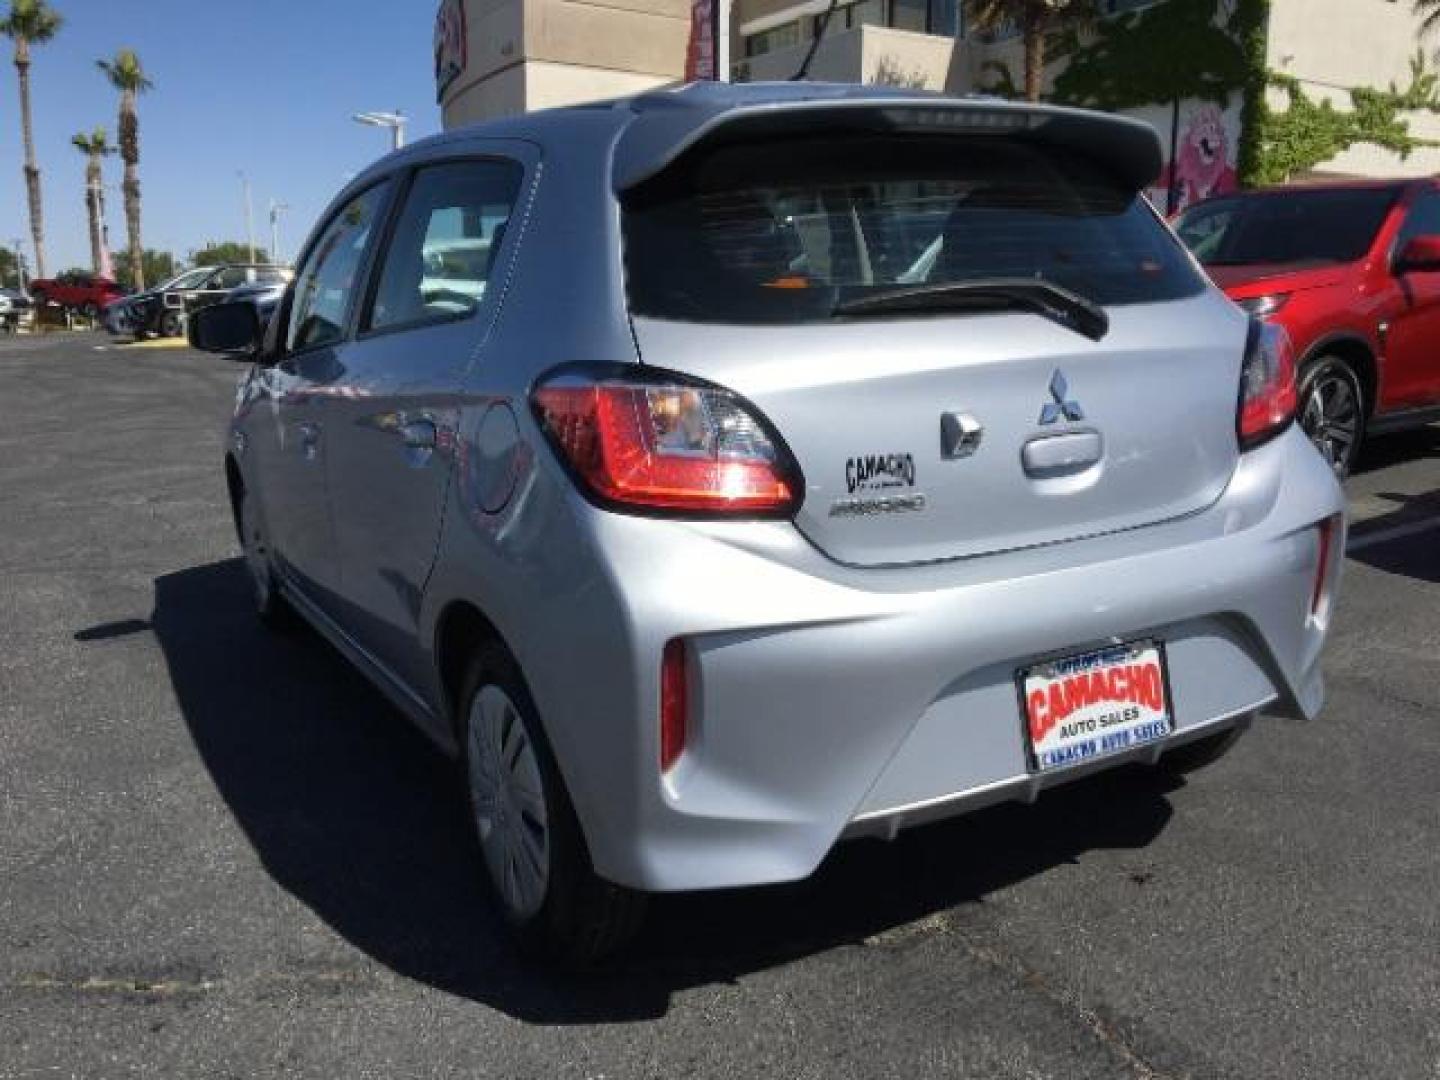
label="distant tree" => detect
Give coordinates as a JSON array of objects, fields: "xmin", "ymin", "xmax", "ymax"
[
  {"xmin": 71, "ymin": 126, "xmax": 114, "ymax": 275},
  {"xmin": 113, "ymin": 247, "xmax": 174, "ymax": 288},
  {"xmin": 1, "ymin": 0, "xmax": 64, "ymax": 279},
  {"xmin": 193, "ymin": 241, "xmax": 270, "ymax": 266},
  {"xmin": 97, "ymin": 48, "xmax": 152, "ymax": 290},
  {"xmin": 0, "ymin": 245, "xmax": 18, "ymax": 288},
  {"xmin": 963, "ymin": 0, "xmax": 1100, "ymax": 102}
]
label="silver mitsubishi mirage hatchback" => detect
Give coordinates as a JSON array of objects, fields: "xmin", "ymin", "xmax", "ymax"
[{"xmin": 191, "ymin": 82, "xmax": 1345, "ymax": 960}]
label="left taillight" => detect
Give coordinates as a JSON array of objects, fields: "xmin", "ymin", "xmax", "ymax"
[
  {"xmin": 531, "ymin": 369, "xmax": 801, "ymax": 516},
  {"xmin": 1237, "ymin": 319, "xmax": 1297, "ymax": 451}
]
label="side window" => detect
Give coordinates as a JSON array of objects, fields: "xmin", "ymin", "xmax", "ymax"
[
  {"xmin": 210, "ymin": 266, "xmax": 248, "ymax": 290},
  {"xmin": 286, "ymin": 182, "xmax": 390, "ymax": 353},
  {"xmin": 1396, "ymin": 192, "xmax": 1440, "ymax": 252},
  {"xmin": 365, "ymin": 159, "xmax": 523, "ymax": 333}
]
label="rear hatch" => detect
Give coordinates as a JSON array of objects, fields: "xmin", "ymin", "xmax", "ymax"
[{"xmin": 620, "ymin": 107, "xmax": 1246, "ymax": 567}]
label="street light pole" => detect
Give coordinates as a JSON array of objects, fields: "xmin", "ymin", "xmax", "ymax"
[
  {"xmin": 238, "ymin": 170, "xmax": 257, "ymax": 263},
  {"xmin": 352, "ymin": 110, "xmax": 407, "ymax": 152},
  {"xmin": 269, "ymin": 200, "xmax": 290, "ymax": 266}
]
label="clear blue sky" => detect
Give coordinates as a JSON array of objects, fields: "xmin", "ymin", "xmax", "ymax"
[{"xmin": 0, "ymin": 0, "xmax": 442, "ymax": 274}]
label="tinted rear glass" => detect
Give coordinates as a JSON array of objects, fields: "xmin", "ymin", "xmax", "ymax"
[
  {"xmin": 1175, "ymin": 188, "xmax": 1397, "ymax": 267},
  {"xmin": 622, "ymin": 134, "xmax": 1203, "ymax": 324}
]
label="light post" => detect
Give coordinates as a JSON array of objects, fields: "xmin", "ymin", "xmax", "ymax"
[
  {"xmin": 352, "ymin": 110, "xmax": 407, "ymax": 152},
  {"xmin": 269, "ymin": 200, "xmax": 290, "ymax": 266},
  {"xmin": 11, "ymin": 238, "xmax": 26, "ymax": 292},
  {"xmin": 238, "ymin": 171, "xmax": 257, "ymax": 263}
]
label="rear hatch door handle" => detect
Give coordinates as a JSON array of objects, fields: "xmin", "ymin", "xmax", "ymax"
[{"xmin": 1021, "ymin": 431, "xmax": 1103, "ymax": 478}]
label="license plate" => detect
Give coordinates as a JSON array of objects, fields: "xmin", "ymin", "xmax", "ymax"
[{"xmin": 1021, "ymin": 641, "xmax": 1172, "ymax": 773}]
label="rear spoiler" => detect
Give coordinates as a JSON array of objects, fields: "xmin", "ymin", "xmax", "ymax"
[{"xmin": 612, "ymin": 88, "xmax": 1163, "ymax": 194}]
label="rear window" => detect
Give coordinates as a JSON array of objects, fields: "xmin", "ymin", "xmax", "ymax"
[
  {"xmin": 1175, "ymin": 188, "xmax": 1397, "ymax": 267},
  {"xmin": 622, "ymin": 134, "xmax": 1203, "ymax": 324}
]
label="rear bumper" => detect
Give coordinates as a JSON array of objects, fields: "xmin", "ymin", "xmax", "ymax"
[{"xmin": 527, "ymin": 425, "xmax": 1344, "ymax": 892}]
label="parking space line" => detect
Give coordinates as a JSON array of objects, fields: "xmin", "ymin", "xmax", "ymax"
[{"xmin": 1347, "ymin": 517, "xmax": 1440, "ymax": 553}]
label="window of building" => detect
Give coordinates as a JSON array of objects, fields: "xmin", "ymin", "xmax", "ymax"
[{"xmin": 744, "ymin": 21, "xmax": 802, "ymax": 57}]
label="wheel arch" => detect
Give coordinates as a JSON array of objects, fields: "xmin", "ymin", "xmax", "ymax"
[
  {"xmin": 1300, "ymin": 333, "xmax": 1378, "ymax": 419},
  {"xmin": 223, "ymin": 453, "xmax": 245, "ymax": 545},
  {"xmin": 433, "ymin": 599, "xmax": 518, "ymax": 744}
]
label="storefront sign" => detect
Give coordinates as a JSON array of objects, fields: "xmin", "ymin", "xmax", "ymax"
[
  {"xmin": 435, "ymin": 0, "xmax": 468, "ymax": 101},
  {"xmin": 686, "ymin": 0, "xmax": 716, "ymax": 81}
]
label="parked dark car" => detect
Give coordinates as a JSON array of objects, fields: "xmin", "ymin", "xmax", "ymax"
[
  {"xmin": 27, "ymin": 271, "xmax": 124, "ymax": 319},
  {"xmin": 106, "ymin": 263, "xmax": 290, "ymax": 338},
  {"xmin": 1175, "ymin": 179, "xmax": 1440, "ymax": 476},
  {"xmin": 220, "ymin": 278, "xmax": 288, "ymax": 328}
]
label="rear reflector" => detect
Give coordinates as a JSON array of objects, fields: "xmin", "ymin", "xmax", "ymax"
[
  {"xmin": 660, "ymin": 639, "xmax": 688, "ymax": 774},
  {"xmin": 1311, "ymin": 516, "xmax": 1340, "ymax": 619}
]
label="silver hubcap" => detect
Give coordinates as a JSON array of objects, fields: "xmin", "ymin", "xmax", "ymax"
[
  {"xmin": 467, "ymin": 685, "xmax": 550, "ymax": 920},
  {"xmin": 1300, "ymin": 371, "xmax": 1359, "ymax": 475}
]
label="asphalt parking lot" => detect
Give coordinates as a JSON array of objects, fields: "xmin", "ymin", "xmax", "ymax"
[{"xmin": 1, "ymin": 331, "xmax": 1436, "ymax": 1079}]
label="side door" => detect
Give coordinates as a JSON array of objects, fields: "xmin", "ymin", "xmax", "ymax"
[
  {"xmin": 322, "ymin": 153, "xmax": 527, "ymax": 690},
  {"xmin": 253, "ymin": 181, "xmax": 393, "ymax": 613},
  {"xmin": 1381, "ymin": 188, "xmax": 1440, "ymax": 411}
]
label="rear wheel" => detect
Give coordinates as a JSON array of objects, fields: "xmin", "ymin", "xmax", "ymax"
[
  {"xmin": 460, "ymin": 644, "xmax": 646, "ymax": 963},
  {"xmin": 1159, "ymin": 726, "xmax": 1243, "ymax": 775},
  {"xmin": 159, "ymin": 309, "xmax": 184, "ymax": 338},
  {"xmin": 1298, "ymin": 356, "xmax": 1365, "ymax": 478}
]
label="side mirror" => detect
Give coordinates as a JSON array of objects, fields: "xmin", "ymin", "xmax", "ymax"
[
  {"xmin": 1394, "ymin": 234, "xmax": 1440, "ymax": 275},
  {"xmin": 188, "ymin": 300, "xmax": 261, "ymax": 356}
]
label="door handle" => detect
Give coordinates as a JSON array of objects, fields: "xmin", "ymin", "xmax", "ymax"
[
  {"xmin": 401, "ymin": 419, "xmax": 437, "ymax": 450},
  {"xmin": 298, "ymin": 421, "xmax": 321, "ymax": 461},
  {"xmin": 400, "ymin": 418, "xmax": 438, "ymax": 467}
]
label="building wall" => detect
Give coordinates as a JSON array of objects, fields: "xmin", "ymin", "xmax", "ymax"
[
  {"xmin": 440, "ymin": 0, "xmax": 688, "ymax": 128},
  {"xmin": 1267, "ymin": 0, "xmax": 1440, "ymax": 178}
]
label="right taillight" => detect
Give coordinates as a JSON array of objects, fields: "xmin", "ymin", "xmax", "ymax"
[
  {"xmin": 531, "ymin": 368, "xmax": 802, "ymax": 517},
  {"xmin": 1237, "ymin": 319, "xmax": 1297, "ymax": 450}
]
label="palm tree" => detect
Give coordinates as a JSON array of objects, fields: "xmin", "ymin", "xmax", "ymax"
[
  {"xmin": 1418, "ymin": 0, "xmax": 1440, "ymax": 36},
  {"xmin": 1, "ymin": 0, "xmax": 64, "ymax": 280},
  {"xmin": 965, "ymin": 0, "xmax": 1097, "ymax": 102},
  {"xmin": 96, "ymin": 49, "xmax": 152, "ymax": 290},
  {"xmin": 71, "ymin": 127, "xmax": 114, "ymax": 275}
]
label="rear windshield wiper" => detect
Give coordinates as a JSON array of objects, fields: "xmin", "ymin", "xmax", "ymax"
[{"xmin": 833, "ymin": 278, "xmax": 1110, "ymax": 341}]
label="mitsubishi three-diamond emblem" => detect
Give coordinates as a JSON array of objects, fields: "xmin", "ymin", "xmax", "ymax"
[{"xmin": 1038, "ymin": 369, "xmax": 1085, "ymax": 425}]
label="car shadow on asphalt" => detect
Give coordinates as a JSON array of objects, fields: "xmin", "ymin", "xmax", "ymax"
[
  {"xmin": 1352, "ymin": 423, "xmax": 1440, "ymax": 477},
  {"xmin": 145, "ymin": 558, "xmax": 1179, "ymax": 1024}
]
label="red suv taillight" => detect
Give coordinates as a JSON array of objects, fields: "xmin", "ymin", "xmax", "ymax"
[
  {"xmin": 532, "ymin": 369, "xmax": 802, "ymax": 516},
  {"xmin": 1237, "ymin": 319, "xmax": 1297, "ymax": 450}
]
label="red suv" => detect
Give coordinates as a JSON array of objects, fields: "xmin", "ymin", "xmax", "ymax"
[
  {"xmin": 27, "ymin": 271, "xmax": 126, "ymax": 319},
  {"xmin": 1175, "ymin": 180, "xmax": 1440, "ymax": 476}
]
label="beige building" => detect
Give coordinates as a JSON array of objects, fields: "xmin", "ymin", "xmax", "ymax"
[
  {"xmin": 437, "ymin": 0, "xmax": 1440, "ymax": 185},
  {"xmin": 437, "ymin": 0, "xmax": 692, "ymax": 127}
]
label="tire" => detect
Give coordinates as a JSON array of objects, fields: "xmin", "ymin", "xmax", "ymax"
[
  {"xmin": 460, "ymin": 643, "xmax": 646, "ymax": 963},
  {"xmin": 159, "ymin": 309, "xmax": 184, "ymax": 338},
  {"xmin": 1297, "ymin": 355, "xmax": 1365, "ymax": 479},
  {"xmin": 1159, "ymin": 725, "xmax": 1243, "ymax": 776},
  {"xmin": 236, "ymin": 484, "xmax": 294, "ymax": 630}
]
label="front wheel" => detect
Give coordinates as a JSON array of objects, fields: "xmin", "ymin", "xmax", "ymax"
[
  {"xmin": 159, "ymin": 309, "xmax": 184, "ymax": 338},
  {"xmin": 461, "ymin": 645, "xmax": 646, "ymax": 963},
  {"xmin": 237, "ymin": 485, "xmax": 293, "ymax": 629},
  {"xmin": 1298, "ymin": 356, "xmax": 1365, "ymax": 479}
]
